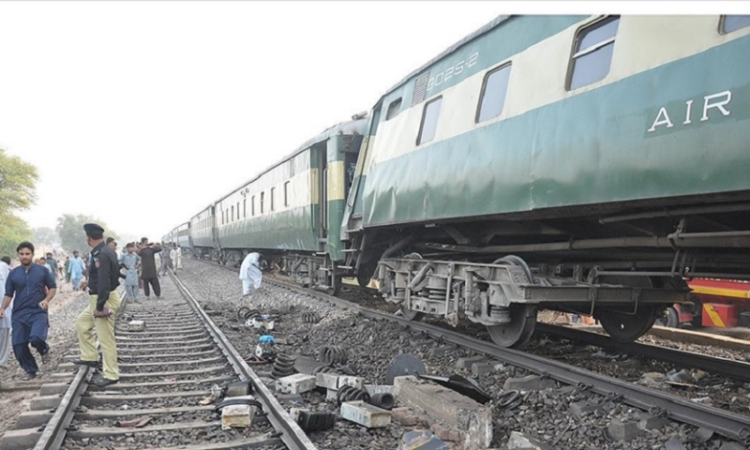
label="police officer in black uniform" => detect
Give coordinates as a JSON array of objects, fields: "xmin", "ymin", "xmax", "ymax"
[{"xmin": 73, "ymin": 223, "xmax": 122, "ymax": 387}]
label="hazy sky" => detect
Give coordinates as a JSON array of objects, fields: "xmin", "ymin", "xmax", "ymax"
[{"xmin": 0, "ymin": 1, "xmax": 745, "ymax": 241}]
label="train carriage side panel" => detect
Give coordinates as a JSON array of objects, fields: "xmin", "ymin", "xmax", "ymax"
[
  {"xmin": 190, "ymin": 206, "xmax": 215, "ymax": 250},
  {"xmin": 357, "ymin": 15, "xmax": 750, "ymax": 228},
  {"xmin": 216, "ymin": 148, "xmax": 320, "ymax": 252},
  {"xmin": 176, "ymin": 222, "xmax": 191, "ymax": 249}
]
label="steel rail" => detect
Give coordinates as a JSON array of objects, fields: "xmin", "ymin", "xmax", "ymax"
[
  {"xmin": 31, "ymin": 367, "xmax": 92, "ymax": 450},
  {"xmin": 31, "ymin": 286, "xmax": 127, "ymax": 450},
  {"xmin": 261, "ymin": 275, "xmax": 750, "ymax": 445},
  {"xmin": 170, "ymin": 272, "xmax": 316, "ymax": 450},
  {"xmin": 535, "ymin": 323, "xmax": 750, "ymax": 383}
]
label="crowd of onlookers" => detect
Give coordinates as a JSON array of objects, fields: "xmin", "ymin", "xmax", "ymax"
[{"xmin": 1, "ymin": 233, "xmax": 186, "ymax": 384}]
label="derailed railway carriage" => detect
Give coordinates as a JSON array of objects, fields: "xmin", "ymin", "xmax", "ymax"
[
  {"xmin": 170, "ymin": 14, "xmax": 750, "ymax": 348},
  {"xmin": 189, "ymin": 118, "xmax": 367, "ymax": 291}
]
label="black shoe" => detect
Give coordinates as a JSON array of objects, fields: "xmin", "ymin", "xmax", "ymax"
[
  {"xmin": 26, "ymin": 372, "xmax": 37, "ymax": 380},
  {"xmin": 73, "ymin": 359, "xmax": 99, "ymax": 368},
  {"xmin": 92, "ymin": 377, "xmax": 118, "ymax": 388}
]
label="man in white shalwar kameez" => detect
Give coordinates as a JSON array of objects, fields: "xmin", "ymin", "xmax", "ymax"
[
  {"xmin": 175, "ymin": 245, "xmax": 183, "ymax": 270},
  {"xmin": 240, "ymin": 252, "xmax": 262, "ymax": 296},
  {"xmin": 0, "ymin": 257, "xmax": 12, "ymax": 367}
]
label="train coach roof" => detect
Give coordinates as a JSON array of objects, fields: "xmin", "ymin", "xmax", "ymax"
[
  {"xmin": 192, "ymin": 116, "xmax": 368, "ymax": 215},
  {"xmin": 382, "ymin": 14, "xmax": 512, "ymax": 99}
]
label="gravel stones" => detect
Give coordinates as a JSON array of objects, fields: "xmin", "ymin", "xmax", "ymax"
[{"xmin": 176, "ymin": 260, "xmax": 746, "ymax": 450}]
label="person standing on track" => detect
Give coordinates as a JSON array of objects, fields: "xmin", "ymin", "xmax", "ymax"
[
  {"xmin": 0, "ymin": 242, "xmax": 56, "ymax": 379},
  {"xmin": 64, "ymin": 256, "xmax": 71, "ymax": 284},
  {"xmin": 120, "ymin": 243, "xmax": 141, "ymax": 302},
  {"xmin": 45, "ymin": 253, "xmax": 58, "ymax": 280},
  {"xmin": 159, "ymin": 242, "xmax": 173, "ymax": 276},
  {"xmin": 73, "ymin": 223, "xmax": 121, "ymax": 387},
  {"xmin": 137, "ymin": 240, "xmax": 162, "ymax": 299},
  {"xmin": 0, "ymin": 256, "xmax": 12, "ymax": 367},
  {"xmin": 68, "ymin": 251, "xmax": 85, "ymax": 291},
  {"xmin": 175, "ymin": 244, "xmax": 183, "ymax": 270}
]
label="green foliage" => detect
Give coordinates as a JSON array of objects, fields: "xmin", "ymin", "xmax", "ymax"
[
  {"xmin": 0, "ymin": 213, "xmax": 32, "ymax": 257},
  {"xmin": 0, "ymin": 149, "xmax": 38, "ymax": 215},
  {"xmin": 56, "ymin": 214, "xmax": 119, "ymax": 253},
  {"xmin": 32, "ymin": 227, "xmax": 59, "ymax": 247},
  {"xmin": 0, "ymin": 148, "xmax": 37, "ymax": 257}
]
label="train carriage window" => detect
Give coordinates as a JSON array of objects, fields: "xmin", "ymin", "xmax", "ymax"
[
  {"xmin": 260, "ymin": 192, "xmax": 265, "ymax": 214},
  {"xmin": 385, "ymin": 98, "xmax": 402, "ymax": 121},
  {"xmin": 243, "ymin": 199, "xmax": 246, "ymax": 218},
  {"xmin": 237, "ymin": 202, "xmax": 240, "ymax": 220},
  {"xmin": 417, "ymin": 96, "xmax": 442, "ymax": 145},
  {"xmin": 231, "ymin": 206, "xmax": 234, "ymax": 222},
  {"xmin": 568, "ymin": 16, "xmax": 620, "ymax": 90},
  {"xmin": 284, "ymin": 181, "xmax": 290, "ymax": 207},
  {"xmin": 721, "ymin": 15, "xmax": 750, "ymax": 33},
  {"xmin": 270, "ymin": 187, "xmax": 275, "ymax": 212},
  {"xmin": 476, "ymin": 63, "xmax": 512, "ymax": 123},
  {"xmin": 252, "ymin": 195, "xmax": 255, "ymax": 216}
]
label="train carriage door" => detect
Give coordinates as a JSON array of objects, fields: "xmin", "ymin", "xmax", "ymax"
[{"xmin": 317, "ymin": 142, "xmax": 328, "ymax": 248}]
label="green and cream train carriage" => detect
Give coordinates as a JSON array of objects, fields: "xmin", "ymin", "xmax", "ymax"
[
  {"xmin": 177, "ymin": 14, "xmax": 750, "ymax": 348},
  {"xmin": 339, "ymin": 14, "xmax": 750, "ymax": 346},
  {"xmin": 189, "ymin": 117, "xmax": 367, "ymax": 293}
]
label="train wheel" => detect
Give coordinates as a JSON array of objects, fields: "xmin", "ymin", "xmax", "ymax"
[
  {"xmin": 655, "ymin": 306, "xmax": 680, "ymax": 328},
  {"xmin": 597, "ymin": 305, "xmax": 657, "ymax": 342},
  {"xmin": 400, "ymin": 307, "xmax": 424, "ymax": 321},
  {"xmin": 486, "ymin": 304, "xmax": 537, "ymax": 348},
  {"xmin": 357, "ymin": 271, "xmax": 372, "ymax": 288}
]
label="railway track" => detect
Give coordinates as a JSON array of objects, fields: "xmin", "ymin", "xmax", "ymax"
[
  {"xmin": 534, "ymin": 323, "xmax": 750, "ymax": 383},
  {"xmin": 1, "ymin": 275, "xmax": 313, "ymax": 450},
  {"xmin": 197, "ymin": 259, "xmax": 750, "ymax": 445}
]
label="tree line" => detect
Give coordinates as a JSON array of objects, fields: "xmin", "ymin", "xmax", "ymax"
[{"xmin": 0, "ymin": 148, "xmax": 118, "ymax": 256}]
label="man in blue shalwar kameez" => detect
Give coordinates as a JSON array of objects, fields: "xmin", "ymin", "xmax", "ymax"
[
  {"xmin": 0, "ymin": 242, "xmax": 57, "ymax": 378},
  {"xmin": 68, "ymin": 251, "xmax": 85, "ymax": 291},
  {"xmin": 119, "ymin": 244, "xmax": 141, "ymax": 301}
]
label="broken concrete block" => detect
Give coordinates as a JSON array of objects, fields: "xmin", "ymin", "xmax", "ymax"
[
  {"xmin": 289, "ymin": 407, "xmax": 307, "ymax": 422},
  {"xmin": 127, "ymin": 320, "xmax": 145, "ymax": 331},
  {"xmin": 316, "ymin": 372, "xmax": 339, "ymax": 390},
  {"xmin": 391, "ymin": 406, "xmax": 429, "ymax": 427},
  {"xmin": 338, "ymin": 375, "xmax": 364, "ymax": 390},
  {"xmin": 719, "ymin": 442, "xmax": 747, "ymax": 450},
  {"xmin": 503, "ymin": 375, "xmax": 556, "ymax": 391},
  {"xmin": 507, "ymin": 431, "xmax": 555, "ymax": 450},
  {"xmin": 607, "ymin": 419, "xmax": 642, "ymax": 442},
  {"xmin": 325, "ymin": 388, "xmax": 338, "ymax": 402},
  {"xmin": 340, "ymin": 401, "xmax": 391, "ymax": 428},
  {"xmin": 393, "ymin": 376, "xmax": 492, "ymax": 449},
  {"xmin": 456, "ymin": 355, "xmax": 486, "ymax": 369},
  {"xmin": 221, "ymin": 403, "xmax": 255, "ymax": 429},
  {"xmin": 275, "ymin": 374, "xmax": 316, "ymax": 394},
  {"xmin": 569, "ymin": 401, "xmax": 601, "ymax": 421}
]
